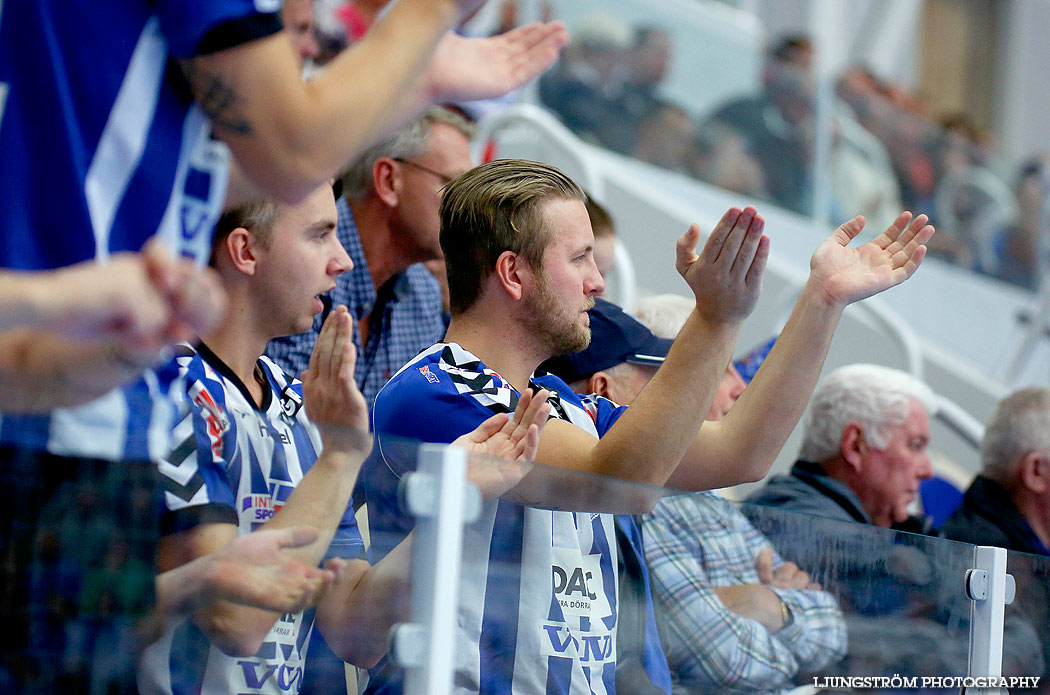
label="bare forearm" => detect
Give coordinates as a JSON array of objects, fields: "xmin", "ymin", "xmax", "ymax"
[
  {"xmin": 188, "ymin": 449, "xmax": 365, "ymax": 654},
  {"xmin": 319, "ymin": 536, "xmax": 413, "ymax": 668},
  {"xmin": 197, "ymin": 0, "xmax": 460, "ymax": 202},
  {"xmin": 587, "ymin": 310, "xmax": 740, "ymax": 487},
  {"xmin": 262, "ymin": 446, "xmax": 367, "ymax": 564},
  {"xmin": 672, "ymin": 282, "xmax": 843, "ymax": 490},
  {"xmin": 713, "ymin": 584, "xmax": 786, "ymax": 633},
  {"xmin": 0, "ymin": 330, "xmax": 148, "ymax": 412},
  {"xmin": 0, "ymin": 272, "xmax": 53, "ymax": 331}
]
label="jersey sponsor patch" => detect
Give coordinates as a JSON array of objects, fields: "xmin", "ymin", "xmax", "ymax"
[
  {"xmin": 552, "ymin": 548, "xmax": 613, "ymax": 619},
  {"xmin": 278, "ymin": 383, "xmax": 303, "ymax": 425},
  {"xmin": 187, "ymin": 379, "xmax": 230, "ymax": 461},
  {"xmin": 418, "ymin": 365, "xmax": 440, "ymax": 384}
]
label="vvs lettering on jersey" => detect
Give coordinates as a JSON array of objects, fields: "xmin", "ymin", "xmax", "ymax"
[
  {"xmin": 540, "ymin": 625, "xmax": 615, "ymax": 664},
  {"xmin": 236, "ymin": 662, "xmax": 303, "ymax": 692}
]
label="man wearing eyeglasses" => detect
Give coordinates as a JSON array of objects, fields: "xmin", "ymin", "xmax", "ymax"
[{"xmin": 267, "ymin": 106, "xmax": 475, "ymax": 408}]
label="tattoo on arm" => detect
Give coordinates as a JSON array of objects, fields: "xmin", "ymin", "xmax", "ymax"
[{"xmin": 181, "ymin": 61, "xmax": 253, "ymax": 137}]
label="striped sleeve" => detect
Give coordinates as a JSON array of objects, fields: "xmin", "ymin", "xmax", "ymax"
[{"xmin": 157, "ymin": 366, "xmax": 239, "ymax": 535}]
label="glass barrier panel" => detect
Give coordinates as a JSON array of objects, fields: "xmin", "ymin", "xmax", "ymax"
[
  {"xmin": 515, "ymin": 0, "xmax": 1045, "ymax": 297},
  {"xmin": 357, "ymin": 443, "xmax": 1034, "ymax": 695},
  {"xmin": 1004, "ymin": 549, "xmax": 1050, "ymax": 692}
]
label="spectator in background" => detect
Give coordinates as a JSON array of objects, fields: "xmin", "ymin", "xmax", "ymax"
[
  {"xmin": 746, "ymin": 364, "xmax": 935, "ymax": 532},
  {"xmin": 703, "ymin": 36, "xmax": 815, "ymax": 215},
  {"xmin": 633, "ymin": 102, "xmax": 696, "ymax": 173},
  {"xmin": 687, "ymin": 121, "xmax": 769, "ymax": 200},
  {"xmin": 941, "ymin": 387, "xmax": 1050, "ymax": 555},
  {"xmin": 941, "ymin": 387, "xmax": 1050, "ymax": 686},
  {"xmin": 266, "ymin": 107, "xmax": 475, "ymax": 409},
  {"xmin": 633, "ymin": 292, "xmax": 774, "ymax": 385},
  {"xmin": 539, "ymin": 12, "xmax": 637, "ymax": 153},
  {"xmin": 283, "ymin": 0, "xmax": 322, "ymax": 65},
  {"xmin": 745, "ymin": 365, "xmax": 1046, "ymax": 680},
  {"xmin": 544, "ymin": 298, "xmax": 846, "ymax": 695},
  {"xmin": 995, "ymin": 156, "xmax": 1050, "ymax": 290},
  {"xmin": 630, "ymin": 297, "xmax": 844, "ymax": 695},
  {"xmin": 618, "ymin": 27, "xmax": 674, "ymax": 128}
]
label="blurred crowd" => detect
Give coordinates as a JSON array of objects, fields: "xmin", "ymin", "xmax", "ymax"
[{"xmin": 538, "ymin": 13, "xmax": 1050, "ymax": 293}]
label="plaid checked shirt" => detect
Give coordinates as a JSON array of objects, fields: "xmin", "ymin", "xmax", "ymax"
[
  {"xmin": 641, "ymin": 491, "xmax": 847, "ymax": 694},
  {"xmin": 266, "ymin": 197, "xmax": 446, "ymax": 410}
]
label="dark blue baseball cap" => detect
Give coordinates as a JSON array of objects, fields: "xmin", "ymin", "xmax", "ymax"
[{"xmin": 541, "ymin": 298, "xmax": 673, "ymax": 383}]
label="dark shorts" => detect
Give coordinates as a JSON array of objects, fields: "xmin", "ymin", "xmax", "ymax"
[{"xmin": 0, "ymin": 446, "xmax": 160, "ymax": 695}]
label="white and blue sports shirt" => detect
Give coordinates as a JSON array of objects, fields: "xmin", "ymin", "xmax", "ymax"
[
  {"xmin": 140, "ymin": 344, "xmax": 364, "ymax": 695},
  {"xmin": 357, "ymin": 342, "xmax": 627, "ymax": 695},
  {"xmin": 0, "ymin": 0, "xmax": 282, "ymax": 460}
]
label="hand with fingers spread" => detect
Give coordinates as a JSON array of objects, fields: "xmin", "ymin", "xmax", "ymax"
[
  {"xmin": 423, "ymin": 22, "xmax": 569, "ymax": 104},
  {"xmin": 456, "ymin": 388, "xmax": 552, "ymax": 500},
  {"xmin": 808, "ymin": 211, "xmax": 935, "ymax": 307},
  {"xmin": 676, "ymin": 206, "xmax": 770, "ymax": 324},
  {"xmin": 301, "ymin": 306, "xmax": 370, "ymax": 453}
]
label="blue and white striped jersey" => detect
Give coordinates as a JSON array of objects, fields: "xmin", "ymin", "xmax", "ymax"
[
  {"xmin": 140, "ymin": 344, "xmax": 364, "ymax": 695},
  {"xmin": 357, "ymin": 342, "xmax": 625, "ymax": 695},
  {"xmin": 0, "ymin": 0, "xmax": 281, "ymax": 461}
]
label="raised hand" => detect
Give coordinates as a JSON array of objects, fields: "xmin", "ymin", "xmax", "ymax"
[
  {"xmin": 203, "ymin": 526, "xmax": 335, "ymax": 614},
  {"xmin": 422, "ymin": 22, "xmax": 568, "ymax": 104},
  {"xmin": 807, "ymin": 212, "xmax": 935, "ymax": 307},
  {"xmin": 456, "ymin": 388, "xmax": 552, "ymax": 500},
  {"xmin": 675, "ymin": 206, "xmax": 769, "ymax": 324},
  {"xmin": 301, "ymin": 306, "xmax": 371, "ymax": 452}
]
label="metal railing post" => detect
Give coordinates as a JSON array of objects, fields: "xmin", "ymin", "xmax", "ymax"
[
  {"xmin": 391, "ymin": 444, "xmax": 481, "ymax": 695},
  {"xmin": 964, "ymin": 546, "xmax": 1016, "ymax": 695}
]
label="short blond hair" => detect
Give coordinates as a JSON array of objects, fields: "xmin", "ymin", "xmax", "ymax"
[{"xmin": 439, "ymin": 159, "xmax": 585, "ymax": 314}]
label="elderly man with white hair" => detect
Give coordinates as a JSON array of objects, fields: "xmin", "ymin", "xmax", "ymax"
[
  {"xmin": 941, "ymin": 387, "xmax": 1050, "ymax": 556},
  {"xmin": 746, "ymin": 363, "xmax": 936, "ymax": 530}
]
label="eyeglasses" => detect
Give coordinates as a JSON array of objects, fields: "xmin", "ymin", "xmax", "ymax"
[{"xmin": 392, "ymin": 157, "xmax": 455, "ymax": 186}]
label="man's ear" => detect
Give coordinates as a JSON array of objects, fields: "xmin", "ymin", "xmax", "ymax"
[
  {"xmin": 1019, "ymin": 451, "xmax": 1050, "ymax": 494},
  {"xmin": 373, "ymin": 157, "xmax": 400, "ymax": 207},
  {"xmin": 841, "ymin": 422, "xmax": 867, "ymax": 473},
  {"xmin": 224, "ymin": 228, "xmax": 259, "ymax": 276},
  {"xmin": 494, "ymin": 250, "xmax": 528, "ymax": 301},
  {"xmin": 589, "ymin": 372, "xmax": 612, "ymax": 399}
]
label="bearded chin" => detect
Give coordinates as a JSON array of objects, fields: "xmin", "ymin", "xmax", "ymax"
[{"xmin": 523, "ymin": 290, "xmax": 592, "ymax": 358}]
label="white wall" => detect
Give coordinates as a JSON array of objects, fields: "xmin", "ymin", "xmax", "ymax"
[{"xmin": 995, "ymin": 0, "xmax": 1050, "ymax": 166}]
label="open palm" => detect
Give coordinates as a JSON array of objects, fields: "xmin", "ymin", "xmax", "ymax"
[
  {"xmin": 456, "ymin": 388, "xmax": 551, "ymax": 500},
  {"xmin": 424, "ymin": 22, "xmax": 568, "ymax": 103},
  {"xmin": 808, "ymin": 212, "xmax": 935, "ymax": 307}
]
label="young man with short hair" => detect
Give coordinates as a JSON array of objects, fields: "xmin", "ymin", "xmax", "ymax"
[
  {"xmin": 356, "ymin": 157, "xmax": 933, "ymax": 693},
  {"xmin": 267, "ymin": 107, "xmax": 476, "ymax": 407},
  {"xmin": 142, "ymin": 183, "xmax": 548, "ymax": 694}
]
